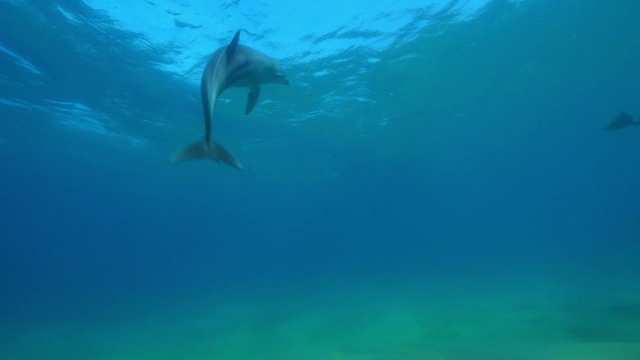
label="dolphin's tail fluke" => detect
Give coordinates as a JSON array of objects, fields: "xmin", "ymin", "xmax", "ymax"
[{"xmin": 171, "ymin": 140, "xmax": 243, "ymax": 170}]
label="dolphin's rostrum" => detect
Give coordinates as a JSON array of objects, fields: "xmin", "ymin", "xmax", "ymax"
[{"xmin": 172, "ymin": 30, "xmax": 288, "ymax": 170}]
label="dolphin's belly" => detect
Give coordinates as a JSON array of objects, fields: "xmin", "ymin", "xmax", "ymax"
[{"xmin": 228, "ymin": 76, "xmax": 258, "ymax": 88}]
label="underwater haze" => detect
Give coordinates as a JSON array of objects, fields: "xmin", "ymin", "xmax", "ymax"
[{"xmin": 1, "ymin": 0, "xmax": 640, "ymax": 359}]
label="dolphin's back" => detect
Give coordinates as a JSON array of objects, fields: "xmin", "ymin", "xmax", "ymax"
[{"xmin": 201, "ymin": 46, "xmax": 230, "ymax": 142}]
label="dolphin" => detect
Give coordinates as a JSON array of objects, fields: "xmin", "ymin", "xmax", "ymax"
[
  {"xmin": 172, "ymin": 30, "xmax": 288, "ymax": 170},
  {"xmin": 602, "ymin": 111, "xmax": 640, "ymax": 131}
]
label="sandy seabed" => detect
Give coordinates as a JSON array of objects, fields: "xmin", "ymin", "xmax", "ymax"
[{"xmin": 4, "ymin": 273, "xmax": 640, "ymax": 360}]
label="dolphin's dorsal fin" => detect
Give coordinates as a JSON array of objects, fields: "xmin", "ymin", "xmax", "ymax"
[
  {"xmin": 227, "ymin": 30, "xmax": 241, "ymax": 61},
  {"xmin": 245, "ymin": 85, "xmax": 261, "ymax": 115}
]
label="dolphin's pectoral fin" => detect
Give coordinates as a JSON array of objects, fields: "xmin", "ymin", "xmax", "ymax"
[
  {"xmin": 227, "ymin": 30, "xmax": 241, "ymax": 61},
  {"xmin": 245, "ymin": 85, "xmax": 261, "ymax": 115}
]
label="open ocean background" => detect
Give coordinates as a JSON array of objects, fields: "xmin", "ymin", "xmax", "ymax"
[{"xmin": 1, "ymin": 0, "xmax": 640, "ymax": 359}]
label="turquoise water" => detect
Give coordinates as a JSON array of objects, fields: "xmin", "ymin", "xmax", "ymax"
[{"xmin": 1, "ymin": 1, "xmax": 640, "ymax": 359}]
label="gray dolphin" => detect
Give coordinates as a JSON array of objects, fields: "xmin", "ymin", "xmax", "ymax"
[
  {"xmin": 602, "ymin": 111, "xmax": 640, "ymax": 131},
  {"xmin": 172, "ymin": 30, "xmax": 288, "ymax": 170}
]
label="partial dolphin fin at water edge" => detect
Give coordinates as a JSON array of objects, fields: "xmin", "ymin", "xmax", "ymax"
[{"xmin": 602, "ymin": 111, "xmax": 640, "ymax": 131}]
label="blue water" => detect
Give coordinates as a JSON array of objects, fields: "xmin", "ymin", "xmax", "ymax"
[{"xmin": 1, "ymin": 1, "xmax": 640, "ymax": 359}]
